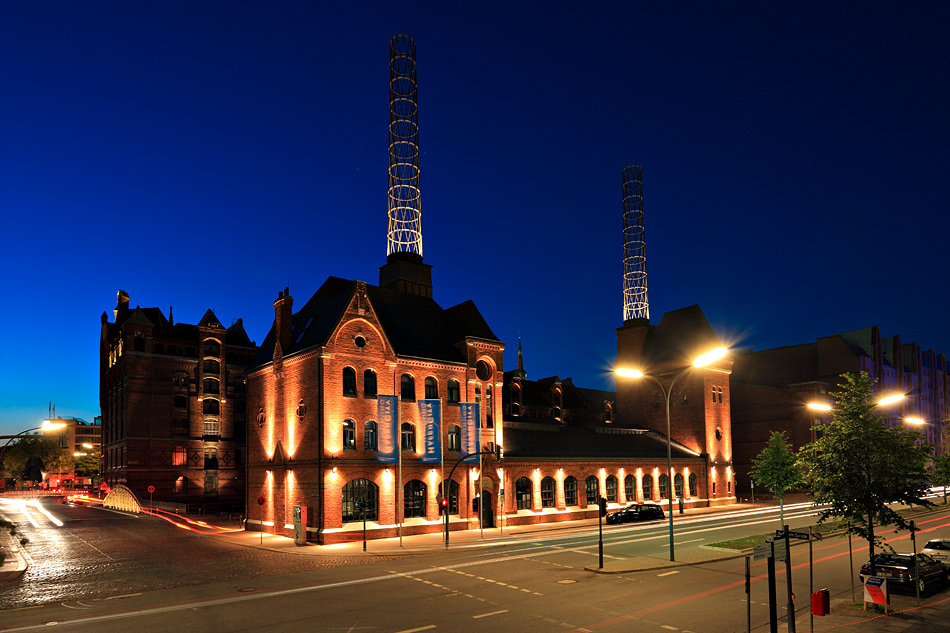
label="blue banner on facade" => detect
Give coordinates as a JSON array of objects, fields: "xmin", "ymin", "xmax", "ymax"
[
  {"xmin": 418, "ymin": 399, "xmax": 441, "ymax": 463},
  {"xmin": 376, "ymin": 395, "xmax": 399, "ymax": 463},
  {"xmin": 459, "ymin": 402, "xmax": 480, "ymax": 463}
]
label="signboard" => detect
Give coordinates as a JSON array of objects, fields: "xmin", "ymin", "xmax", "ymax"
[
  {"xmin": 257, "ymin": 496, "xmax": 265, "ymax": 506},
  {"xmin": 753, "ymin": 543, "xmax": 771, "ymax": 561},
  {"xmin": 775, "ymin": 529, "xmax": 811, "ymax": 540},
  {"xmin": 863, "ymin": 576, "xmax": 889, "ymax": 605},
  {"xmin": 418, "ymin": 399, "xmax": 442, "ymax": 463},
  {"xmin": 755, "ymin": 538, "xmax": 787, "ymax": 562},
  {"xmin": 376, "ymin": 395, "xmax": 399, "ymax": 463},
  {"xmin": 147, "ymin": 485, "xmax": 155, "ymax": 493}
]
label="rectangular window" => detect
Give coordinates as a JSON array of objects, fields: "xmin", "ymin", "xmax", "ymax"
[
  {"xmin": 204, "ymin": 420, "xmax": 219, "ymax": 436},
  {"xmin": 173, "ymin": 447, "xmax": 187, "ymax": 466}
]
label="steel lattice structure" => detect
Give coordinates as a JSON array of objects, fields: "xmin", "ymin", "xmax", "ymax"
[
  {"xmin": 622, "ymin": 165, "xmax": 648, "ymax": 321},
  {"xmin": 387, "ymin": 34, "xmax": 423, "ymax": 256}
]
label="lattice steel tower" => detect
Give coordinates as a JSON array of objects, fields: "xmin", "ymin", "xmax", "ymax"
[
  {"xmin": 622, "ymin": 165, "xmax": 649, "ymax": 321},
  {"xmin": 387, "ymin": 34, "xmax": 423, "ymax": 256}
]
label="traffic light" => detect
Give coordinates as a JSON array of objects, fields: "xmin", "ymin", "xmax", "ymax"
[{"xmin": 599, "ymin": 496, "xmax": 607, "ymax": 517}]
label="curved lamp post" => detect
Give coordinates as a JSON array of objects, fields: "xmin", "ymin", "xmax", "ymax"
[
  {"xmin": 616, "ymin": 346, "xmax": 728, "ymax": 562},
  {"xmin": 0, "ymin": 420, "xmax": 68, "ymax": 477}
]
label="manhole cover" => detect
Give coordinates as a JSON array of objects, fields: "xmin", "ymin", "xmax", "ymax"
[{"xmin": 557, "ymin": 579, "xmax": 576, "ymax": 584}]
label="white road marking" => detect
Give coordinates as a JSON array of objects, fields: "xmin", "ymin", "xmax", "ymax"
[
  {"xmin": 395, "ymin": 627, "xmax": 436, "ymax": 633},
  {"xmin": 657, "ymin": 571, "xmax": 679, "ymax": 577},
  {"xmin": 473, "ymin": 610, "xmax": 508, "ymax": 619}
]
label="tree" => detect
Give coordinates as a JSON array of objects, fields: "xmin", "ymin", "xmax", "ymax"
[
  {"xmin": 1, "ymin": 435, "xmax": 71, "ymax": 484},
  {"xmin": 74, "ymin": 452, "xmax": 100, "ymax": 479},
  {"xmin": 798, "ymin": 372, "xmax": 933, "ymax": 575},
  {"xmin": 749, "ymin": 431, "xmax": 800, "ymax": 527},
  {"xmin": 931, "ymin": 455, "xmax": 950, "ymax": 504}
]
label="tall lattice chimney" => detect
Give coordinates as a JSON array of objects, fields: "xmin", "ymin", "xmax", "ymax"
[
  {"xmin": 621, "ymin": 165, "xmax": 648, "ymax": 322},
  {"xmin": 380, "ymin": 34, "xmax": 432, "ymax": 298}
]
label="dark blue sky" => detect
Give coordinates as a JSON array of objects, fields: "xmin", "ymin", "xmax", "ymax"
[{"xmin": 2, "ymin": 2, "xmax": 947, "ymax": 436}]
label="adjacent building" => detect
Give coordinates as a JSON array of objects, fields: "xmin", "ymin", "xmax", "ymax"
[
  {"xmin": 99, "ymin": 291, "xmax": 257, "ymax": 508},
  {"xmin": 43, "ymin": 416, "xmax": 101, "ymax": 488}
]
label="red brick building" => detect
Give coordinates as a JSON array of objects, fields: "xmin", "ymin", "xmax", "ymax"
[{"xmin": 99, "ymin": 290, "xmax": 257, "ymax": 508}]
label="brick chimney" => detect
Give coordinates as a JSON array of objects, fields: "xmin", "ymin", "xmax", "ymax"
[{"xmin": 274, "ymin": 287, "xmax": 293, "ymax": 352}]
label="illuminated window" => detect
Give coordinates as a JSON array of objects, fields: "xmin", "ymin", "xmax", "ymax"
[
  {"xmin": 605, "ymin": 475, "xmax": 618, "ymax": 503},
  {"xmin": 642, "ymin": 474, "xmax": 653, "ymax": 500},
  {"xmin": 364, "ymin": 421, "xmax": 377, "ymax": 450},
  {"xmin": 425, "ymin": 377, "xmax": 438, "ymax": 399},
  {"xmin": 447, "ymin": 424, "xmax": 460, "ymax": 451},
  {"xmin": 404, "ymin": 480, "xmax": 427, "ymax": 518},
  {"xmin": 659, "ymin": 474, "xmax": 669, "ymax": 499},
  {"xmin": 674, "ymin": 473, "xmax": 684, "ymax": 498},
  {"xmin": 585, "ymin": 476, "xmax": 599, "ymax": 505},
  {"xmin": 447, "ymin": 379, "xmax": 460, "ymax": 403},
  {"xmin": 400, "ymin": 374, "xmax": 415, "ymax": 401},
  {"xmin": 174, "ymin": 476, "xmax": 187, "ymax": 495},
  {"xmin": 343, "ymin": 367, "xmax": 356, "ymax": 396},
  {"xmin": 343, "ymin": 420, "xmax": 356, "ymax": 450},
  {"xmin": 342, "ymin": 479, "xmax": 378, "ymax": 522},
  {"xmin": 563, "ymin": 476, "xmax": 578, "ymax": 506},
  {"xmin": 173, "ymin": 446, "xmax": 187, "ymax": 466},
  {"xmin": 400, "ymin": 422, "xmax": 415, "ymax": 451},
  {"xmin": 516, "ymin": 477, "xmax": 532, "ymax": 510},
  {"xmin": 540, "ymin": 476, "xmax": 555, "ymax": 508},
  {"xmin": 486, "ymin": 387, "xmax": 493, "ymax": 428},
  {"xmin": 363, "ymin": 369, "xmax": 377, "ymax": 398},
  {"xmin": 689, "ymin": 473, "xmax": 698, "ymax": 497},
  {"xmin": 203, "ymin": 419, "xmax": 219, "ymax": 436},
  {"xmin": 624, "ymin": 474, "xmax": 634, "ymax": 500}
]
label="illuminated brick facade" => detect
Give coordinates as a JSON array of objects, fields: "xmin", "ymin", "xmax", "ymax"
[{"xmin": 99, "ymin": 290, "xmax": 256, "ymax": 507}]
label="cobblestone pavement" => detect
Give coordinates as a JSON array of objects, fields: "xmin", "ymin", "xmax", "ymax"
[{"xmin": 0, "ymin": 503, "xmax": 396, "ymax": 609}]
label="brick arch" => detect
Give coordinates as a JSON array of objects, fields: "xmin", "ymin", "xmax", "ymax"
[{"xmin": 330, "ymin": 318, "xmax": 392, "ymax": 356}]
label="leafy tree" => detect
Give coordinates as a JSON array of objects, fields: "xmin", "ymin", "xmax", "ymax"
[
  {"xmin": 74, "ymin": 452, "xmax": 100, "ymax": 479},
  {"xmin": 798, "ymin": 372, "xmax": 933, "ymax": 575},
  {"xmin": 1, "ymin": 435, "xmax": 71, "ymax": 483},
  {"xmin": 750, "ymin": 431, "xmax": 800, "ymax": 527},
  {"xmin": 931, "ymin": 455, "xmax": 950, "ymax": 504}
]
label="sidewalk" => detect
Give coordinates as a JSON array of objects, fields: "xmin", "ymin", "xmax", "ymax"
[{"xmin": 0, "ymin": 524, "xmax": 29, "ymax": 582}]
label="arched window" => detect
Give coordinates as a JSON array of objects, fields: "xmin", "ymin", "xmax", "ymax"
[
  {"xmin": 202, "ymin": 399, "xmax": 219, "ymax": 415},
  {"xmin": 511, "ymin": 403, "xmax": 521, "ymax": 416},
  {"xmin": 174, "ymin": 476, "xmax": 187, "ymax": 494},
  {"xmin": 424, "ymin": 377, "xmax": 438, "ymax": 399},
  {"xmin": 511, "ymin": 383, "xmax": 521, "ymax": 406},
  {"xmin": 624, "ymin": 474, "xmax": 635, "ymax": 500},
  {"xmin": 343, "ymin": 420, "xmax": 356, "ymax": 450},
  {"xmin": 400, "ymin": 422, "xmax": 415, "ymax": 451},
  {"xmin": 516, "ymin": 477, "xmax": 532, "ymax": 510},
  {"xmin": 400, "ymin": 374, "xmax": 415, "ymax": 401},
  {"xmin": 486, "ymin": 387, "xmax": 493, "ymax": 428},
  {"xmin": 404, "ymin": 480, "xmax": 427, "ymax": 518},
  {"xmin": 603, "ymin": 402, "xmax": 612, "ymax": 423},
  {"xmin": 447, "ymin": 424, "xmax": 460, "ymax": 451},
  {"xmin": 438, "ymin": 479, "xmax": 460, "ymax": 515},
  {"xmin": 342, "ymin": 479, "xmax": 378, "ymax": 522},
  {"xmin": 564, "ymin": 476, "xmax": 578, "ymax": 506},
  {"xmin": 296, "ymin": 400, "xmax": 307, "ymax": 419},
  {"xmin": 447, "ymin": 379, "xmax": 460, "ymax": 403},
  {"xmin": 688, "ymin": 473, "xmax": 698, "ymax": 497},
  {"xmin": 203, "ymin": 359, "xmax": 219, "ymax": 374},
  {"xmin": 605, "ymin": 475, "xmax": 618, "ymax": 503},
  {"xmin": 364, "ymin": 421, "xmax": 377, "ymax": 450},
  {"xmin": 541, "ymin": 476, "xmax": 556, "ymax": 508},
  {"xmin": 659, "ymin": 474, "xmax": 670, "ymax": 499},
  {"xmin": 363, "ymin": 369, "xmax": 377, "ymax": 398},
  {"xmin": 204, "ymin": 339, "xmax": 220, "ymax": 357},
  {"xmin": 674, "ymin": 473, "xmax": 684, "ymax": 498},
  {"xmin": 203, "ymin": 378, "xmax": 219, "ymax": 394},
  {"xmin": 642, "ymin": 474, "xmax": 653, "ymax": 500},
  {"xmin": 585, "ymin": 476, "xmax": 599, "ymax": 505},
  {"xmin": 343, "ymin": 367, "xmax": 357, "ymax": 396}
]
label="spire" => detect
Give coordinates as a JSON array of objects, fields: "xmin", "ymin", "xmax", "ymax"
[
  {"xmin": 169, "ymin": 304, "xmax": 174, "ymax": 326},
  {"xmin": 514, "ymin": 337, "xmax": 527, "ymax": 380},
  {"xmin": 622, "ymin": 165, "xmax": 649, "ymax": 322}
]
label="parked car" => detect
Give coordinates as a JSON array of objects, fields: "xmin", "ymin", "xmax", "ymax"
[
  {"xmin": 922, "ymin": 539, "xmax": 950, "ymax": 563},
  {"xmin": 859, "ymin": 552, "xmax": 948, "ymax": 594},
  {"xmin": 605, "ymin": 503, "xmax": 665, "ymax": 525}
]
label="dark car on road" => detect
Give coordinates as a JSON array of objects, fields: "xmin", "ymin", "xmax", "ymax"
[
  {"xmin": 605, "ymin": 503, "xmax": 665, "ymax": 525},
  {"xmin": 859, "ymin": 552, "xmax": 949, "ymax": 594}
]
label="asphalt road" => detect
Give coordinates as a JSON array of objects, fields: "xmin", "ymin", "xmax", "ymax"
[{"xmin": 2, "ymin": 499, "xmax": 949, "ymax": 633}]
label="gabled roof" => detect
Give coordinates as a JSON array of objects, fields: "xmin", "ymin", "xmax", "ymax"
[
  {"xmin": 197, "ymin": 309, "xmax": 223, "ymax": 329},
  {"xmin": 251, "ymin": 277, "xmax": 500, "ymax": 369}
]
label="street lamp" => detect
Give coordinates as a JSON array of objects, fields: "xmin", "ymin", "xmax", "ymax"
[
  {"xmin": 615, "ymin": 346, "xmax": 728, "ymax": 562},
  {"xmin": 0, "ymin": 420, "xmax": 68, "ymax": 479}
]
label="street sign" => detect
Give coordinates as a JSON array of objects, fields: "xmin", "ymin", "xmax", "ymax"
[
  {"xmin": 147, "ymin": 485, "xmax": 155, "ymax": 493},
  {"xmin": 775, "ymin": 529, "xmax": 811, "ymax": 540},
  {"xmin": 257, "ymin": 496, "xmax": 265, "ymax": 506},
  {"xmin": 754, "ymin": 540, "xmax": 787, "ymax": 562},
  {"xmin": 754, "ymin": 543, "xmax": 771, "ymax": 560}
]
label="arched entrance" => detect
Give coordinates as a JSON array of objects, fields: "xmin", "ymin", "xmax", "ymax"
[{"xmin": 480, "ymin": 490, "xmax": 494, "ymax": 528}]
